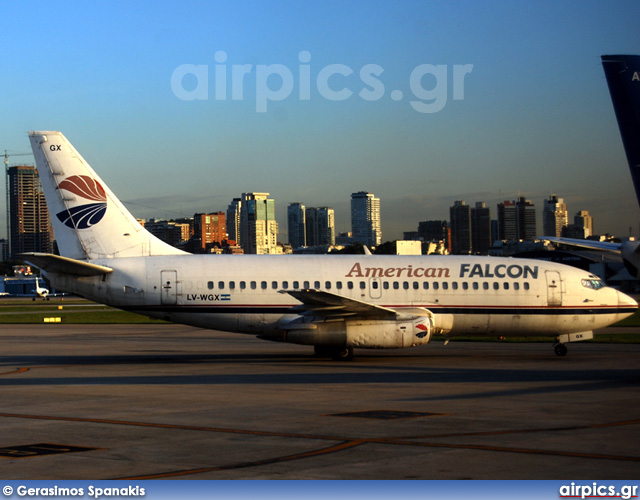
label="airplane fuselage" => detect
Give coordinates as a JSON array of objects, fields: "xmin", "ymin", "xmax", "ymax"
[{"xmin": 46, "ymin": 254, "xmax": 636, "ymax": 348}]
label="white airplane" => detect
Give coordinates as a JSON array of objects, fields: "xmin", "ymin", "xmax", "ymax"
[
  {"xmin": 23, "ymin": 131, "xmax": 637, "ymax": 359},
  {"xmin": 31, "ymin": 277, "xmax": 49, "ymax": 300},
  {"xmin": 543, "ymin": 55, "xmax": 640, "ymax": 276}
]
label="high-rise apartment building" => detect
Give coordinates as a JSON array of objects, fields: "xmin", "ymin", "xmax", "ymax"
[
  {"xmin": 194, "ymin": 212, "xmax": 227, "ymax": 250},
  {"xmin": 287, "ymin": 202, "xmax": 306, "ymax": 249},
  {"xmin": 240, "ymin": 192, "xmax": 278, "ymax": 254},
  {"xmin": 145, "ymin": 219, "xmax": 191, "ymax": 248},
  {"xmin": 450, "ymin": 200, "xmax": 471, "ymax": 254},
  {"xmin": 416, "ymin": 220, "xmax": 451, "ymax": 252},
  {"xmin": 497, "ymin": 197, "xmax": 536, "ymax": 241},
  {"xmin": 542, "ymin": 194, "xmax": 568, "ymax": 237},
  {"xmin": 7, "ymin": 165, "xmax": 52, "ymax": 258},
  {"xmin": 574, "ymin": 210, "xmax": 593, "ymax": 237},
  {"xmin": 497, "ymin": 201, "xmax": 517, "ymax": 240},
  {"xmin": 351, "ymin": 191, "xmax": 381, "ymax": 247},
  {"xmin": 516, "ymin": 196, "xmax": 537, "ymax": 241},
  {"xmin": 471, "ymin": 201, "xmax": 492, "ymax": 255},
  {"xmin": 226, "ymin": 198, "xmax": 242, "ymax": 244},
  {"xmin": 306, "ymin": 207, "xmax": 335, "ymax": 247}
]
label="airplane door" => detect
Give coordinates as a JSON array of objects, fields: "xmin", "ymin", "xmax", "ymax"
[
  {"xmin": 546, "ymin": 271, "xmax": 562, "ymax": 307},
  {"xmin": 161, "ymin": 270, "xmax": 178, "ymax": 306},
  {"xmin": 369, "ymin": 278, "xmax": 382, "ymax": 299}
]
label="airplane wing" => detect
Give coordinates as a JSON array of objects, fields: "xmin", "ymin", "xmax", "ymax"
[
  {"xmin": 282, "ymin": 289, "xmax": 399, "ymax": 319},
  {"xmin": 540, "ymin": 237, "xmax": 622, "ymax": 253},
  {"xmin": 21, "ymin": 252, "xmax": 113, "ymax": 276}
]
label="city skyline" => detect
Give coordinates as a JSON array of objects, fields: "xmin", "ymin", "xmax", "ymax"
[
  {"xmin": 136, "ymin": 190, "xmax": 599, "ymax": 249},
  {"xmin": 1, "ymin": 2, "xmax": 639, "ymax": 242}
]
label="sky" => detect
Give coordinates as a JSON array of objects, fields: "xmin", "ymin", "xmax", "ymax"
[{"xmin": 2, "ymin": 0, "xmax": 640, "ymax": 243}]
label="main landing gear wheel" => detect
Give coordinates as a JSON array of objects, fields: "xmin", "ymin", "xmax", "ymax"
[
  {"xmin": 313, "ymin": 346, "xmax": 355, "ymax": 361},
  {"xmin": 553, "ymin": 343, "xmax": 568, "ymax": 357},
  {"xmin": 331, "ymin": 346, "xmax": 354, "ymax": 361}
]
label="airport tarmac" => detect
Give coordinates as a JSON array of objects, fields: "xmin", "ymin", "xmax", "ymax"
[{"xmin": 0, "ymin": 323, "xmax": 638, "ymax": 479}]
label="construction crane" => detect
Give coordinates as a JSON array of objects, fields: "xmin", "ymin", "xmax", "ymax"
[{"xmin": 3, "ymin": 149, "xmax": 34, "ymax": 253}]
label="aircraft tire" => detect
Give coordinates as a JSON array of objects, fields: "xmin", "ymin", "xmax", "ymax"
[
  {"xmin": 554, "ymin": 343, "xmax": 568, "ymax": 357},
  {"xmin": 331, "ymin": 346, "xmax": 354, "ymax": 361}
]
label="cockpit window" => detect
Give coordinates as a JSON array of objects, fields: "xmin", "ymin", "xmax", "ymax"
[{"xmin": 582, "ymin": 278, "xmax": 606, "ymax": 290}]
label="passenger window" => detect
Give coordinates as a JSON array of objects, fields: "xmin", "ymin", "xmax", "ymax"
[
  {"xmin": 483, "ymin": 282, "xmax": 489, "ymax": 290},
  {"xmin": 208, "ymin": 281, "xmax": 214, "ymax": 290},
  {"xmin": 282, "ymin": 281, "xmax": 289, "ymax": 289},
  {"xmin": 403, "ymin": 282, "xmax": 409, "ymax": 290},
  {"xmin": 433, "ymin": 282, "xmax": 439, "ymax": 290},
  {"xmin": 442, "ymin": 282, "xmax": 448, "ymax": 290},
  {"xmin": 462, "ymin": 282, "xmax": 468, "ymax": 290},
  {"xmin": 315, "ymin": 281, "xmax": 321, "ymax": 289},
  {"xmin": 503, "ymin": 282, "xmax": 509, "ymax": 290},
  {"xmin": 473, "ymin": 282, "xmax": 479, "ymax": 290},
  {"xmin": 336, "ymin": 282, "xmax": 343, "ymax": 290},
  {"xmin": 218, "ymin": 281, "xmax": 225, "ymax": 289},
  {"xmin": 293, "ymin": 281, "xmax": 299, "ymax": 289},
  {"xmin": 229, "ymin": 281, "xmax": 235, "ymax": 290},
  {"xmin": 261, "ymin": 281, "xmax": 267, "ymax": 290},
  {"xmin": 423, "ymin": 282, "xmax": 429, "ymax": 290},
  {"xmin": 393, "ymin": 282, "xmax": 399, "ymax": 290},
  {"xmin": 303, "ymin": 281, "xmax": 310, "ymax": 289},
  {"xmin": 413, "ymin": 281, "xmax": 419, "ymax": 290},
  {"xmin": 240, "ymin": 281, "xmax": 246, "ymax": 289},
  {"xmin": 452, "ymin": 282, "xmax": 458, "ymax": 290},
  {"xmin": 524, "ymin": 282, "xmax": 530, "ymax": 290},
  {"xmin": 347, "ymin": 281, "xmax": 354, "ymax": 290},
  {"xmin": 514, "ymin": 282, "xmax": 520, "ymax": 291},
  {"xmin": 493, "ymin": 282, "xmax": 499, "ymax": 290},
  {"xmin": 325, "ymin": 281, "xmax": 331, "ymax": 289},
  {"xmin": 272, "ymin": 281, "xmax": 278, "ymax": 289},
  {"xmin": 372, "ymin": 281, "xmax": 379, "ymax": 289},
  {"xmin": 359, "ymin": 281, "xmax": 366, "ymax": 290},
  {"xmin": 383, "ymin": 282, "xmax": 390, "ymax": 290}
]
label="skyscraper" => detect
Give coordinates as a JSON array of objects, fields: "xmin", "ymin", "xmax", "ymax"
[
  {"xmin": 226, "ymin": 198, "xmax": 242, "ymax": 244},
  {"xmin": 240, "ymin": 192, "xmax": 278, "ymax": 254},
  {"xmin": 574, "ymin": 210, "xmax": 594, "ymax": 237},
  {"xmin": 516, "ymin": 196, "xmax": 537, "ymax": 241},
  {"xmin": 7, "ymin": 165, "xmax": 52, "ymax": 258},
  {"xmin": 306, "ymin": 207, "xmax": 335, "ymax": 247},
  {"xmin": 351, "ymin": 191, "xmax": 381, "ymax": 247},
  {"xmin": 471, "ymin": 201, "xmax": 492, "ymax": 255},
  {"xmin": 450, "ymin": 200, "xmax": 471, "ymax": 254},
  {"xmin": 287, "ymin": 202, "xmax": 306, "ymax": 249},
  {"xmin": 498, "ymin": 197, "xmax": 536, "ymax": 241},
  {"xmin": 497, "ymin": 201, "xmax": 517, "ymax": 240},
  {"xmin": 543, "ymin": 194, "xmax": 568, "ymax": 237}
]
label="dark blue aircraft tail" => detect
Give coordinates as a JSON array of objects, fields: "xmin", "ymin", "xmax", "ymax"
[{"xmin": 602, "ymin": 55, "xmax": 640, "ymax": 206}]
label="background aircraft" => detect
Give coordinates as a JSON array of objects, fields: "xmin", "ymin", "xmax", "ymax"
[{"xmin": 543, "ymin": 55, "xmax": 640, "ymax": 277}]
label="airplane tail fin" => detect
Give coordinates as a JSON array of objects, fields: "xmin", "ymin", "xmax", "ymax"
[
  {"xmin": 601, "ymin": 55, "xmax": 640, "ymax": 206},
  {"xmin": 28, "ymin": 131, "xmax": 187, "ymax": 260}
]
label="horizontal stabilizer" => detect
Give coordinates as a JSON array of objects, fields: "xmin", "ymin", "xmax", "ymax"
[{"xmin": 21, "ymin": 252, "xmax": 113, "ymax": 276}]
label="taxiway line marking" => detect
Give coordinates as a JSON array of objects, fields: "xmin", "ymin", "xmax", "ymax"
[
  {"xmin": 120, "ymin": 440, "xmax": 366, "ymax": 479},
  {"xmin": 400, "ymin": 419, "xmax": 640, "ymax": 439},
  {"xmin": 1, "ymin": 412, "xmax": 638, "ymax": 477},
  {"xmin": 0, "ymin": 368, "xmax": 29, "ymax": 376}
]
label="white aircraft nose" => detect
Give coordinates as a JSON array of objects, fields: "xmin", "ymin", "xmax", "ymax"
[{"xmin": 617, "ymin": 290, "xmax": 638, "ymax": 311}]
